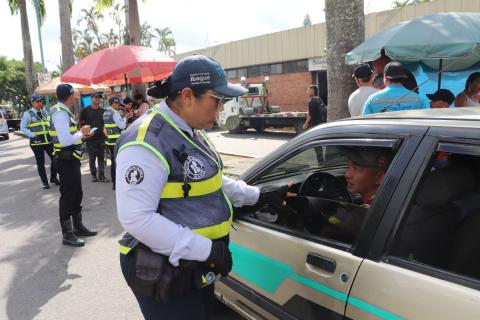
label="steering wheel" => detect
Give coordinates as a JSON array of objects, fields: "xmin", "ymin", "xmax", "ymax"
[{"xmin": 298, "ymin": 172, "xmax": 352, "ymax": 203}]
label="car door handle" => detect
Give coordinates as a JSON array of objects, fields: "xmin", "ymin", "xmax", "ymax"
[{"xmin": 306, "ymin": 253, "xmax": 336, "ymax": 273}]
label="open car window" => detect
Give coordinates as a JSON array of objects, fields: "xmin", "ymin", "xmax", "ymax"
[{"xmin": 245, "ymin": 143, "xmax": 397, "ymax": 247}]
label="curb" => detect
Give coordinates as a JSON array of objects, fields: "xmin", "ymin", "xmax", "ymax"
[
  {"xmin": 13, "ymin": 131, "xmax": 28, "ymax": 138},
  {"xmin": 218, "ymin": 151, "xmax": 256, "ymax": 159}
]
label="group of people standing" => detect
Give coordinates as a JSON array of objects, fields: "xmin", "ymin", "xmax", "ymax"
[
  {"xmin": 348, "ymin": 55, "xmax": 480, "ymax": 117},
  {"xmin": 20, "ymin": 85, "xmax": 153, "ymax": 247}
]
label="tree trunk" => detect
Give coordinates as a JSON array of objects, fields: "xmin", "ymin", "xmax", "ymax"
[
  {"xmin": 325, "ymin": 0, "xmax": 365, "ymax": 120},
  {"xmin": 58, "ymin": 0, "xmax": 75, "ymax": 72},
  {"xmin": 18, "ymin": 0, "xmax": 37, "ymax": 95},
  {"xmin": 127, "ymin": 0, "xmax": 145, "ymax": 97}
]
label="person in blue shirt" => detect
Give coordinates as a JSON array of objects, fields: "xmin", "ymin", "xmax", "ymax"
[
  {"xmin": 20, "ymin": 95, "xmax": 59, "ymax": 189},
  {"xmin": 362, "ymin": 62, "xmax": 427, "ymax": 115}
]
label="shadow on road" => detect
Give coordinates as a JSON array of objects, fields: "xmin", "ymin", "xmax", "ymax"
[{"xmin": 0, "ymin": 143, "xmax": 125, "ymax": 319}]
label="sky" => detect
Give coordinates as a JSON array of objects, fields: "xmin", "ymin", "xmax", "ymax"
[{"xmin": 0, "ymin": 0, "xmax": 396, "ymax": 72}]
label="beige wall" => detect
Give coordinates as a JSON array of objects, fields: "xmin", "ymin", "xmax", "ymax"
[{"xmin": 176, "ymin": 0, "xmax": 480, "ymax": 69}]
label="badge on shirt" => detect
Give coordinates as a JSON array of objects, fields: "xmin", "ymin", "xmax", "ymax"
[
  {"xmin": 184, "ymin": 156, "xmax": 206, "ymax": 180},
  {"xmin": 125, "ymin": 165, "xmax": 144, "ymax": 185}
]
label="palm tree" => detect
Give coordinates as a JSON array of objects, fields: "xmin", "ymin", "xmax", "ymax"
[
  {"xmin": 155, "ymin": 27, "xmax": 176, "ymax": 56},
  {"xmin": 58, "ymin": 0, "xmax": 75, "ymax": 71},
  {"xmin": 392, "ymin": 0, "xmax": 430, "ymax": 8},
  {"xmin": 7, "ymin": 0, "xmax": 46, "ymax": 95},
  {"xmin": 140, "ymin": 21, "xmax": 154, "ymax": 47},
  {"xmin": 78, "ymin": 6, "xmax": 104, "ymax": 48}
]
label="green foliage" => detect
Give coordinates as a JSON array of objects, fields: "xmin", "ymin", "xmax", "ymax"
[
  {"xmin": 0, "ymin": 56, "xmax": 43, "ymax": 114},
  {"xmin": 392, "ymin": 0, "xmax": 431, "ymax": 8},
  {"xmin": 73, "ymin": 1, "xmax": 176, "ymax": 59},
  {"xmin": 8, "ymin": 0, "xmax": 47, "ymax": 24}
]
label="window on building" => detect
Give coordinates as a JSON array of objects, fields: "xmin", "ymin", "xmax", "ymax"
[
  {"xmin": 237, "ymin": 68, "xmax": 247, "ymax": 78},
  {"xmin": 283, "ymin": 61, "xmax": 297, "ymax": 74},
  {"xmin": 226, "ymin": 70, "xmax": 237, "ymax": 79},
  {"xmin": 390, "ymin": 146, "xmax": 480, "ymax": 281},
  {"xmin": 247, "ymin": 66, "xmax": 260, "ymax": 77},
  {"xmin": 296, "ymin": 60, "xmax": 309, "ymax": 72},
  {"xmin": 271, "ymin": 63, "xmax": 283, "ymax": 74},
  {"xmin": 259, "ymin": 64, "xmax": 271, "ymax": 76},
  {"xmin": 283, "ymin": 60, "xmax": 309, "ymax": 74}
]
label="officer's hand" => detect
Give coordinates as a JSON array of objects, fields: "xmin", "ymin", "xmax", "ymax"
[
  {"xmin": 80, "ymin": 125, "xmax": 91, "ymax": 137},
  {"xmin": 206, "ymin": 240, "xmax": 232, "ymax": 277},
  {"xmin": 256, "ymin": 182, "xmax": 293, "ymax": 208}
]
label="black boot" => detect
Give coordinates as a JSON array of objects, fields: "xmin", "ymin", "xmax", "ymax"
[
  {"xmin": 61, "ymin": 219, "xmax": 85, "ymax": 247},
  {"xmin": 72, "ymin": 213, "xmax": 97, "ymax": 237}
]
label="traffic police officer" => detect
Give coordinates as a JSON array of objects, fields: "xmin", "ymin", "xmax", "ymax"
[
  {"xmin": 103, "ymin": 96, "xmax": 127, "ymax": 190},
  {"xmin": 116, "ymin": 55, "xmax": 289, "ymax": 319},
  {"xmin": 20, "ymin": 94, "xmax": 59, "ymax": 189},
  {"xmin": 50, "ymin": 84, "xmax": 98, "ymax": 247}
]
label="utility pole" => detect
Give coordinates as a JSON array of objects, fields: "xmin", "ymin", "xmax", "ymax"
[{"xmin": 33, "ymin": 0, "xmax": 49, "ymax": 106}]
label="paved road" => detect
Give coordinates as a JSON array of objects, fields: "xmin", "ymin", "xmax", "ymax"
[
  {"xmin": 207, "ymin": 129, "xmax": 293, "ymax": 158},
  {"xmin": 0, "ymin": 130, "xmax": 291, "ymax": 320}
]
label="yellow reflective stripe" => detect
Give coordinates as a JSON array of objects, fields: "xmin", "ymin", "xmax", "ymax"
[
  {"xmin": 107, "ymin": 134, "xmax": 121, "ymax": 139},
  {"xmin": 192, "ymin": 216, "xmax": 232, "ymax": 240},
  {"xmin": 27, "ymin": 122, "xmax": 49, "ymax": 127},
  {"xmin": 49, "ymin": 126, "xmax": 76, "ymax": 137},
  {"xmin": 105, "ymin": 142, "xmax": 116, "ymax": 146},
  {"xmin": 33, "ymin": 131, "xmax": 49, "ymax": 135},
  {"xmin": 73, "ymin": 152, "xmax": 82, "ymax": 160},
  {"xmin": 161, "ymin": 171, "xmax": 222, "ymax": 198},
  {"xmin": 104, "ymin": 123, "xmax": 118, "ymax": 128},
  {"xmin": 118, "ymin": 141, "xmax": 171, "ymax": 175},
  {"xmin": 137, "ymin": 112, "xmax": 156, "ymax": 142},
  {"xmin": 119, "ymin": 245, "xmax": 132, "ymax": 255}
]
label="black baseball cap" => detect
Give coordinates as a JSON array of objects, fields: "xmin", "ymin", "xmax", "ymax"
[
  {"xmin": 31, "ymin": 94, "xmax": 43, "ymax": 102},
  {"xmin": 427, "ymin": 89, "xmax": 455, "ymax": 105},
  {"xmin": 56, "ymin": 84, "xmax": 74, "ymax": 99},
  {"xmin": 352, "ymin": 64, "xmax": 373, "ymax": 79},
  {"xmin": 92, "ymin": 92, "xmax": 103, "ymax": 98},
  {"xmin": 384, "ymin": 62, "xmax": 407, "ymax": 80},
  {"xmin": 169, "ymin": 55, "xmax": 247, "ymax": 97},
  {"xmin": 344, "ymin": 147, "xmax": 393, "ymax": 172},
  {"xmin": 109, "ymin": 96, "xmax": 123, "ymax": 105}
]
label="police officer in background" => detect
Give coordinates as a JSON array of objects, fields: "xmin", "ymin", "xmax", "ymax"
[
  {"xmin": 20, "ymin": 94, "xmax": 59, "ymax": 189},
  {"xmin": 103, "ymin": 96, "xmax": 127, "ymax": 190},
  {"xmin": 116, "ymin": 55, "xmax": 289, "ymax": 319},
  {"xmin": 50, "ymin": 84, "xmax": 98, "ymax": 247}
]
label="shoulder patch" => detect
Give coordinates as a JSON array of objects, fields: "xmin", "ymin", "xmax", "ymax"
[{"xmin": 125, "ymin": 165, "xmax": 144, "ymax": 185}]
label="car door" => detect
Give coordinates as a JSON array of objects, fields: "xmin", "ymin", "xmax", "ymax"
[
  {"xmin": 220, "ymin": 134, "xmax": 419, "ymax": 320},
  {"xmin": 346, "ymin": 129, "xmax": 480, "ymax": 319}
]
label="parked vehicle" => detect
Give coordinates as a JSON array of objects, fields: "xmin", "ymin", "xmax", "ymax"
[
  {"xmin": 0, "ymin": 111, "xmax": 10, "ymax": 140},
  {"xmin": 0, "ymin": 105, "xmax": 21, "ymax": 131},
  {"xmin": 217, "ymin": 108, "xmax": 480, "ymax": 320},
  {"xmin": 218, "ymin": 83, "xmax": 307, "ymax": 135}
]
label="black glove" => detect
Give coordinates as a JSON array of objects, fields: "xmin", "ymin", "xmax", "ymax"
[
  {"xmin": 206, "ymin": 240, "xmax": 232, "ymax": 277},
  {"xmin": 256, "ymin": 185, "xmax": 289, "ymax": 208}
]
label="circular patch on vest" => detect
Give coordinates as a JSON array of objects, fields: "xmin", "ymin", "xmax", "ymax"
[
  {"xmin": 184, "ymin": 156, "xmax": 206, "ymax": 180},
  {"xmin": 125, "ymin": 165, "xmax": 144, "ymax": 185}
]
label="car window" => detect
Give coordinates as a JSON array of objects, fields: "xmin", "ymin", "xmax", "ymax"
[
  {"xmin": 390, "ymin": 147, "xmax": 480, "ymax": 281},
  {"xmin": 246, "ymin": 143, "xmax": 397, "ymax": 246}
]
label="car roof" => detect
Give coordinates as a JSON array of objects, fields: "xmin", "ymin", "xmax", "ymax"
[{"xmin": 334, "ymin": 107, "xmax": 480, "ymax": 129}]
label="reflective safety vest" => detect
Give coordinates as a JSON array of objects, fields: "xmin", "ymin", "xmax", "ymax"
[
  {"xmin": 117, "ymin": 110, "xmax": 233, "ymax": 255},
  {"xmin": 49, "ymin": 104, "xmax": 83, "ymax": 160},
  {"xmin": 102, "ymin": 107, "xmax": 122, "ymax": 146},
  {"xmin": 27, "ymin": 108, "xmax": 51, "ymax": 146}
]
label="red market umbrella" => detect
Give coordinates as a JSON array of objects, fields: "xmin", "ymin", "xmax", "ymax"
[{"xmin": 60, "ymin": 45, "xmax": 176, "ymax": 86}]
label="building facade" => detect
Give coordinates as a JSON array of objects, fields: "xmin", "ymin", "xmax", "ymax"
[{"xmin": 177, "ymin": 0, "xmax": 480, "ymax": 111}]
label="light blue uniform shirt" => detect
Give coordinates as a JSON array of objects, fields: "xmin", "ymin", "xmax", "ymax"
[
  {"xmin": 20, "ymin": 109, "xmax": 38, "ymax": 138},
  {"xmin": 362, "ymin": 84, "xmax": 428, "ymax": 115},
  {"xmin": 51, "ymin": 102, "xmax": 83, "ymax": 146},
  {"xmin": 116, "ymin": 100, "xmax": 260, "ymax": 266}
]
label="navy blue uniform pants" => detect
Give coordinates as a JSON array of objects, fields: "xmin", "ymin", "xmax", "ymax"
[
  {"xmin": 31, "ymin": 143, "xmax": 57, "ymax": 185},
  {"xmin": 119, "ymin": 253, "xmax": 215, "ymax": 320},
  {"xmin": 55, "ymin": 159, "xmax": 83, "ymax": 222}
]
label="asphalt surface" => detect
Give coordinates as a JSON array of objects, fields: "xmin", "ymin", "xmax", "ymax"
[{"xmin": 0, "ymin": 130, "xmax": 290, "ymax": 320}]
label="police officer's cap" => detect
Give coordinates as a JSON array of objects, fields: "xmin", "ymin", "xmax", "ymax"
[
  {"xmin": 343, "ymin": 147, "xmax": 393, "ymax": 172},
  {"xmin": 148, "ymin": 55, "xmax": 247, "ymax": 98},
  {"xmin": 56, "ymin": 83, "xmax": 75, "ymax": 99},
  {"xmin": 109, "ymin": 96, "xmax": 123, "ymax": 105},
  {"xmin": 31, "ymin": 94, "xmax": 43, "ymax": 102},
  {"xmin": 92, "ymin": 92, "xmax": 103, "ymax": 98}
]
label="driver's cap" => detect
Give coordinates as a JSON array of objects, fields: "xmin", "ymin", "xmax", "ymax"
[{"xmin": 343, "ymin": 147, "xmax": 392, "ymax": 172}]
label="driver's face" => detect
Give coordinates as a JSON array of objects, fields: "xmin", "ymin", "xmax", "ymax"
[{"xmin": 345, "ymin": 160, "xmax": 384, "ymax": 200}]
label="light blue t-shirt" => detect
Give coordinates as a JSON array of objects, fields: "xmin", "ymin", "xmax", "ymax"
[{"xmin": 362, "ymin": 84, "xmax": 427, "ymax": 115}]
